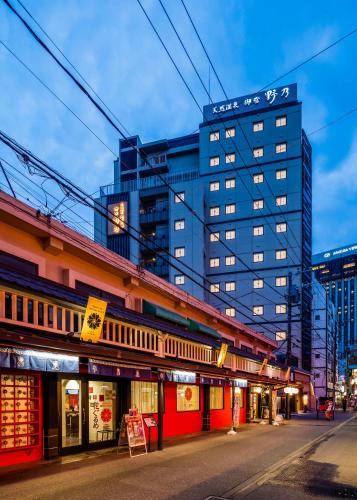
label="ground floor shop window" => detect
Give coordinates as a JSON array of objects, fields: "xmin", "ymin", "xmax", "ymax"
[
  {"xmin": 131, "ymin": 381, "xmax": 158, "ymax": 414},
  {"xmin": 88, "ymin": 381, "xmax": 116, "ymax": 443},
  {"xmin": 177, "ymin": 384, "xmax": 199, "ymax": 412},
  {"xmin": 61, "ymin": 379, "xmax": 82, "ymax": 448},
  {"xmin": 210, "ymin": 386, "xmax": 224, "ymax": 409}
]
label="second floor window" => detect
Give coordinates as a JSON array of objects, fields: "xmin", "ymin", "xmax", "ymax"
[{"xmin": 174, "ymin": 219, "xmax": 185, "ymax": 230}]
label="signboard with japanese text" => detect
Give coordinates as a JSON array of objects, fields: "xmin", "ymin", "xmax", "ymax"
[
  {"xmin": 126, "ymin": 414, "xmax": 146, "ymax": 448},
  {"xmin": 80, "ymin": 296, "xmax": 107, "ymax": 343},
  {"xmin": 144, "ymin": 417, "xmax": 157, "ymax": 428},
  {"xmin": 203, "ymin": 83, "xmax": 297, "ymax": 122},
  {"xmin": 107, "ymin": 201, "xmax": 127, "ymax": 235}
]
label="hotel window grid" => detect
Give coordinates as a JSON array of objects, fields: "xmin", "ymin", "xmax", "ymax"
[
  {"xmin": 225, "ymin": 308, "xmax": 236, "ymax": 317},
  {"xmin": 225, "ymin": 256, "xmax": 236, "ymax": 266},
  {"xmin": 210, "ymin": 156, "xmax": 220, "ymax": 167},
  {"xmin": 225, "ymin": 178, "xmax": 236, "ymax": 189},
  {"xmin": 210, "ymin": 258, "xmax": 220, "ymax": 268},
  {"xmin": 225, "ymin": 229, "xmax": 236, "ymax": 240},
  {"xmin": 210, "ymin": 206, "xmax": 220, "ymax": 217},
  {"xmin": 276, "ymin": 115, "xmax": 287, "ymax": 127},
  {"xmin": 276, "ymin": 195, "xmax": 287, "ymax": 206},
  {"xmin": 225, "ymin": 127, "xmax": 235, "ymax": 138},
  {"xmin": 253, "ymin": 252, "xmax": 264, "ymax": 263},
  {"xmin": 226, "ymin": 153, "xmax": 235, "ymax": 164},
  {"xmin": 253, "ymin": 279, "xmax": 264, "ymax": 289},
  {"xmin": 175, "ymin": 275, "xmax": 185, "ymax": 285},
  {"xmin": 210, "ymin": 283, "xmax": 220, "ymax": 293},
  {"xmin": 276, "ymin": 276, "xmax": 287, "ymax": 287},
  {"xmin": 253, "ymin": 121, "xmax": 264, "ymax": 132},
  {"xmin": 276, "ymin": 249, "xmax": 287, "ymax": 260},
  {"xmin": 253, "ymin": 199, "xmax": 264, "ymax": 210},
  {"xmin": 253, "ymin": 305, "xmax": 264, "ymax": 316},
  {"xmin": 275, "ymin": 331, "xmax": 287, "ymax": 341},
  {"xmin": 174, "ymin": 192, "xmax": 185, "ymax": 203},
  {"xmin": 210, "ymin": 232, "xmax": 220, "ymax": 242},
  {"xmin": 174, "ymin": 219, "xmax": 185, "ymax": 230},
  {"xmin": 253, "ymin": 225, "xmax": 264, "ymax": 236},
  {"xmin": 253, "ymin": 173, "xmax": 264, "ymax": 184},
  {"xmin": 276, "ymin": 304, "xmax": 287, "ymax": 314},
  {"xmin": 276, "ymin": 169, "xmax": 287, "ymax": 180},
  {"xmin": 276, "ymin": 222, "xmax": 287, "ymax": 233},
  {"xmin": 210, "ymin": 131, "xmax": 220, "ymax": 141},
  {"xmin": 276, "ymin": 142, "xmax": 287, "ymax": 154},
  {"xmin": 225, "ymin": 281, "xmax": 236, "ymax": 292},
  {"xmin": 174, "ymin": 247, "xmax": 185, "ymax": 258},
  {"xmin": 210, "ymin": 181, "xmax": 220, "ymax": 192},
  {"xmin": 253, "ymin": 147, "xmax": 264, "ymax": 158},
  {"xmin": 225, "ymin": 203, "xmax": 236, "ymax": 215}
]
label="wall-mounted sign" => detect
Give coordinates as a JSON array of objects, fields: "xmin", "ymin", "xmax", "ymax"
[
  {"xmin": 216, "ymin": 343, "xmax": 229, "ymax": 368},
  {"xmin": 80, "ymin": 296, "xmax": 107, "ymax": 343},
  {"xmin": 313, "ymin": 244, "xmax": 357, "ymax": 263},
  {"xmin": 203, "ymin": 83, "xmax": 297, "ymax": 122},
  {"xmin": 107, "ymin": 201, "xmax": 127, "ymax": 235}
]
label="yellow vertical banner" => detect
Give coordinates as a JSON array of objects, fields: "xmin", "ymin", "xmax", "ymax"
[
  {"xmin": 80, "ymin": 296, "xmax": 108, "ymax": 343},
  {"xmin": 216, "ymin": 343, "xmax": 228, "ymax": 368}
]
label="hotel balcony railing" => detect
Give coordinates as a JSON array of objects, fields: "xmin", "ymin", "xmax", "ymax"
[
  {"xmin": 140, "ymin": 235, "xmax": 169, "ymax": 253},
  {"xmin": 141, "ymin": 261, "xmax": 169, "ymax": 277},
  {"xmin": 139, "ymin": 205, "xmax": 169, "ymax": 225},
  {"xmin": 0, "ymin": 287, "xmax": 286, "ymax": 379}
]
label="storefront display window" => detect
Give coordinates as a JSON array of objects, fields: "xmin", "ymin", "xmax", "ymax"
[
  {"xmin": 210, "ymin": 386, "xmax": 224, "ymax": 409},
  {"xmin": 88, "ymin": 381, "xmax": 116, "ymax": 443},
  {"xmin": 61, "ymin": 379, "xmax": 82, "ymax": 448},
  {"xmin": 177, "ymin": 384, "xmax": 199, "ymax": 412},
  {"xmin": 131, "ymin": 381, "xmax": 158, "ymax": 414}
]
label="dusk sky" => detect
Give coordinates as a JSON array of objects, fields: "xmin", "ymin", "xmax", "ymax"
[{"xmin": 0, "ymin": 0, "xmax": 356, "ymax": 254}]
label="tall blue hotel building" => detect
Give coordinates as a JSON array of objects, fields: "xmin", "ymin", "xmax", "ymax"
[{"xmin": 94, "ymin": 83, "xmax": 313, "ymax": 371}]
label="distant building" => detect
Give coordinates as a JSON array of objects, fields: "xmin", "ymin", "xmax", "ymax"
[
  {"xmin": 313, "ymin": 243, "xmax": 357, "ymax": 394},
  {"xmin": 94, "ymin": 83, "xmax": 313, "ymax": 371},
  {"xmin": 311, "ymin": 278, "xmax": 337, "ymax": 399}
]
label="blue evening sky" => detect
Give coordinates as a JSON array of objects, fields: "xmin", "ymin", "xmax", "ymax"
[{"xmin": 0, "ymin": 0, "xmax": 356, "ymax": 254}]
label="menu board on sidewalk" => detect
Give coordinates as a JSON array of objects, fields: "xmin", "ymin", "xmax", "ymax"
[{"xmin": 126, "ymin": 414, "xmax": 147, "ymax": 450}]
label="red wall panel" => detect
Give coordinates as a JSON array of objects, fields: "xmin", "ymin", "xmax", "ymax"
[
  {"xmin": 210, "ymin": 386, "xmax": 232, "ymax": 429},
  {"xmin": 163, "ymin": 382, "xmax": 203, "ymax": 438}
]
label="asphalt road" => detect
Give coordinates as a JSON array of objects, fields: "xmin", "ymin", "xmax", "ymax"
[{"xmin": 0, "ymin": 412, "xmax": 355, "ymax": 500}]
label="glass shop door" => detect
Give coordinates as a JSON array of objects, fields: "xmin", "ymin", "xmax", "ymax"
[{"xmin": 60, "ymin": 377, "xmax": 85, "ymax": 454}]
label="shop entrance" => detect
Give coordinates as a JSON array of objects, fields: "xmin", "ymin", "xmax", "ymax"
[{"xmin": 60, "ymin": 377, "xmax": 120, "ymax": 454}]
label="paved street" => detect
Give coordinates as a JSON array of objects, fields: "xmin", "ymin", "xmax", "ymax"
[{"xmin": 0, "ymin": 412, "xmax": 356, "ymax": 500}]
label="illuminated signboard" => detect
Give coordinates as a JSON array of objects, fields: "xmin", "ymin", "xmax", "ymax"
[
  {"xmin": 108, "ymin": 201, "xmax": 127, "ymax": 235},
  {"xmin": 313, "ymin": 244, "xmax": 357, "ymax": 264}
]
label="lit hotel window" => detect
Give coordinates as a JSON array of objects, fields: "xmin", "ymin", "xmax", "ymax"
[
  {"xmin": 276, "ymin": 142, "xmax": 287, "ymax": 154},
  {"xmin": 276, "ymin": 222, "xmax": 287, "ymax": 233},
  {"xmin": 225, "ymin": 256, "xmax": 236, "ymax": 266},
  {"xmin": 210, "ymin": 283, "xmax": 220, "ymax": 293},
  {"xmin": 210, "ymin": 131, "xmax": 220, "ymax": 141},
  {"xmin": 210, "ymin": 181, "xmax": 220, "ymax": 192},
  {"xmin": 225, "ymin": 281, "xmax": 236, "ymax": 292},
  {"xmin": 276, "ymin": 276, "xmax": 287, "ymax": 287},
  {"xmin": 253, "ymin": 225, "xmax": 264, "ymax": 236},
  {"xmin": 210, "ymin": 206, "xmax": 220, "ymax": 217},
  {"xmin": 276, "ymin": 169, "xmax": 287, "ymax": 180},
  {"xmin": 210, "ymin": 258, "xmax": 220, "ymax": 268},
  {"xmin": 253, "ymin": 173, "xmax": 264, "ymax": 184},
  {"xmin": 253, "ymin": 121, "xmax": 264, "ymax": 132},
  {"xmin": 174, "ymin": 247, "xmax": 185, "ymax": 258},
  {"xmin": 175, "ymin": 275, "xmax": 185, "ymax": 285},
  {"xmin": 253, "ymin": 199, "xmax": 264, "ymax": 210},
  {"xmin": 276, "ymin": 249, "xmax": 287, "ymax": 260},
  {"xmin": 225, "ymin": 127, "xmax": 236, "ymax": 139},
  {"xmin": 276, "ymin": 115, "xmax": 287, "ymax": 127},
  {"xmin": 253, "ymin": 252, "xmax": 264, "ymax": 263},
  {"xmin": 174, "ymin": 192, "xmax": 185, "ymax": 203},
  {"xmin": 253, "ymin": 305, "xmax": 264, "ymax": 315},
  {"xmin": 253, "ymin": 279, "xmax": 264, "ymax": 289},
  {"xmin": 276, "ymin": 331, "xmax": 287, "ymax": 341},
  {"xmin": 225, "ymin": 308, "xmax": 236, "ymax": 317},
  {"xmin": 225, "ymin": 203, "xmax": 236, "ymax": 215},
  {"xmin": 174, "ymin": 219, "xmax": 185, "ymax": 230},
  {"xmin": 276, "ymin": 195, "xmax": 287, "ymax": 206},
  {"xmin": 225, "ymin": 229, "xmax": 236, "ymax": 240},
  {"xmin": 210, "ymin": 156, "xmax": 220, "ymax": 167},
  {"xmin": 225, "ymin": 178, "xmax": 236, "ymax": 189},
  {"xmin": 276, "ymin": 304, "xmax": 287, "ymax": 314},
  {"xmin": 225, "ymin": 153, "xmax": 235, "ymax": 164},
  {"xmin": 253, "ymin": 147, "xmax": 264, "ymax": 158},
  {"xmin": 210, "ymin": 232, "xmax": 220, "ymax": 242}
]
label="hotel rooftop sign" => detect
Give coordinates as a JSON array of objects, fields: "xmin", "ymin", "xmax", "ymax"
[
  {"xmin": 313, "ymin": 244, "xmax": 357, "ymax": 263},
  {"xmin": 203, "ymin": 83, "xmax": 297, "ymax": 122}
]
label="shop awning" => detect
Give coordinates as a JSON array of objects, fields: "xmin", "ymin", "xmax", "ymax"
[
  {"xmin": 0, "ymin": 347, "xmax": 79, "ymax": 373},
  {"xmin": 143, "ymin": 300, "xmax": 190, "ymax": 327},
  {"xmin": 188, "ymin": 320, "xmax": 221, "ymax": 340},
  {"xmin": 88, "ymin": 359, "xmax": 152, "ymax": 379},
  {"xmin": 199, "ymin": 375, "xmax": 229, "ymax": 386}
]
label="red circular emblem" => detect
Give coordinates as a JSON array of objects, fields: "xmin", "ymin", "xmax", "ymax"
[
  {"xmin": 185, "ymin": 387, "xmax": 192, "ymax": 401},
  {"xmin": 100, "ymin": 408, "xmax": 112, "ymax": 423}
]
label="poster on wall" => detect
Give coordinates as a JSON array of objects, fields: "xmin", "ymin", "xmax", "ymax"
[
  {"xmin": 177, "ymin": 384, "xmax": 199, "ymax": 411},
  {"xmin": 88, "ymin": 381, "xmax": 116, "ymax": 443}
]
